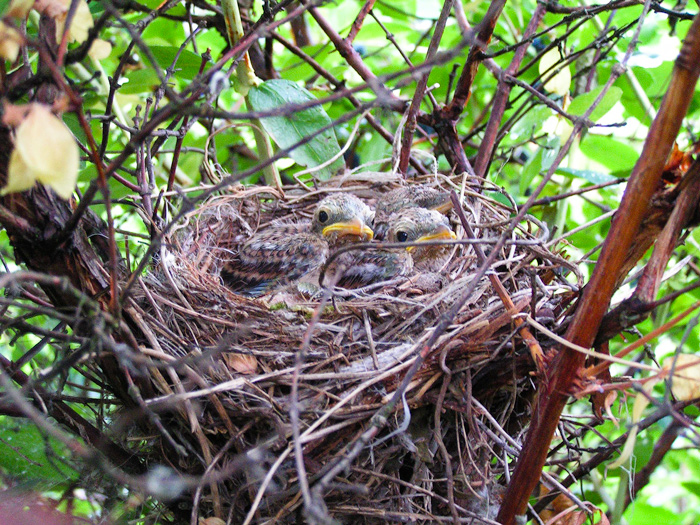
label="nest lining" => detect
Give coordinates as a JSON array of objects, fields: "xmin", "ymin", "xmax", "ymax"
[{"xmin": 127, "ymin": 173, "xmax": 577, "ymax": 522}]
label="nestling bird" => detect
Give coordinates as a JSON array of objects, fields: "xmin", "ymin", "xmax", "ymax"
[
  {"xmin": 221, "ymin": 194, "xmax": 374, "ymax": 296},
  {"xmin": 327, "ymin": 207, "xmax": 457, "ymax": 288},
  {"xmin": 373, "ymin": 185, "xmax": 453, "ymax": 239}
]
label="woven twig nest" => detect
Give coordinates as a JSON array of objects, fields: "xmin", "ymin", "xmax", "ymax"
[{"xmin": 126, "ymin": 172, "xmax": 580, "ymax": 522}]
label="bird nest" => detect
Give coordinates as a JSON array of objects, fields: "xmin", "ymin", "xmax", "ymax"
[{"xmin": 126, "ymin": 172, "xmax": 580, "ymax": 523}]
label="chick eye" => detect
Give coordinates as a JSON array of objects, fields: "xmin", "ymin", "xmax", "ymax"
[
  {"xmin": 318, "ymin": 210, "xmax": 329, "ymax": 223},
  {"xmin": 396, "ymin": 231, "xmax": 409, "ymax": 242}
]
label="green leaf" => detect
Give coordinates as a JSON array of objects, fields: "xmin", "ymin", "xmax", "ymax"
[
  {"xmin": 122, "ymin": 68, "xmax": 161, "ymax": 94},
  {"xmin": 520, "ymin": 147, "xmax": 543, "ymax": 196},
  {"xmin": 623, "ymin": 502, "xmax": 684, "ymax": 525},
  {"xmin": 580, "ymin": 134, "xmax": 639, "ymax": 173},
  {"xmin": 682, "ymin": 481, "xmax": 700, "ymax": 496},
  {"xmin": 507, "ymin": 105, "xmax": 551, "ymax": 145},
  {"xmin": 568, "ymin": 86, "xmax": 622, "ymax": 122},
  {"xmin": 247, "ymin": 79, "xmax": 344, "ymax": 180},
  {"xmin": 557, "ymin": 167, "xmax": 617, "ymax": 184},
  {"xmin": 0, "ymin": 419, "xmax": 78, "ymax": 485},
  {"xmin": 150, "ymin": 46, "xmax": 203, "ymax": 80},
  {"xmin": 357, "ymin": 132, "xmax": 391, "ymax": 165}
]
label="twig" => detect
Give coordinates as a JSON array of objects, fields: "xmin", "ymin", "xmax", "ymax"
[{"xmin": 397, "ymin": 0, "xmax": 454, "ymax": 175}]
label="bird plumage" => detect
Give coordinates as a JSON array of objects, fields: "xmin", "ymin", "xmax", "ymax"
[
  {"xmin": 330, "ymin": 207, "xmax": 457, "ymax": 288},
  {"xmin": 221, "ymin": 194, "xmax": 373, "ymax": 296},
  {"xmin": 373, "ymin": 185, "xmax": 453, "ymax": 239}
]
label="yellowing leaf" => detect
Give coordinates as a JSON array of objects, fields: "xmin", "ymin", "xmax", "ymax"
[
  {"xmin": 88, "ymin": 38, "xmax": 112, "ymax": 60},
  {"xmin": 2, "ymin": 104, "xmax": 79, "ymax": 200},
  {"xmin": 607, "ymin": 359, "xmax": 700, "ymax": 470},
  {"xmin": 663, "ymin": 354, "xmax": 700, "ymax": 401},
  {"xmin": 542, "ymin": 113, "xmax": 574, "ymax": 144},
  {"xmin": 6, "ymin": 0, "xmax": 35, "ymax": 18},
  {"xmin": 54, "ymin": 0, "xmax": 93, "ymax": 44},
  {"xmin": 539, "ymin": 48, "xmax": 571, "ymax": 97},
  {"xmin": 33, "ymin": 0, "xmax": 93, "ymax": 43},
  {"xmin": 6, "ymin": 149, "xmax": 40, "ymax": 194},
  {"xmin": 199, "ymin": 518, "xmax": 225, "ymax": 525},
  {"xmin": 0, "ymin": 22, "xmax": 22, "ymax": 62}
]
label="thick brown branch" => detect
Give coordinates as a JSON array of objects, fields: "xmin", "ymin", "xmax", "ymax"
[
  {"xmin": 497, "ymin": 9, "xmax": 700, "ymax": 524},
  {"xmin": 596, "ymin": 159, "xmax": 700, "ymax": 346}
]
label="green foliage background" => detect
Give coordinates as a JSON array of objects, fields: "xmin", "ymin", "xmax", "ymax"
[{"xmin": 1, "ymin": 0, "xmax": 700, "ymax": 523}]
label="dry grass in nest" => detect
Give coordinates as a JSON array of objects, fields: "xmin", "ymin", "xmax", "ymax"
[{"xmin": 125, "ymin": 172, "xmax": 581, "ymax": 522}]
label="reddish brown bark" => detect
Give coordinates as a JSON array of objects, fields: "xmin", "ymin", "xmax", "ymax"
[{"xmin": 497, "ymin": 12, "xmax": 700, "ymax": 524}]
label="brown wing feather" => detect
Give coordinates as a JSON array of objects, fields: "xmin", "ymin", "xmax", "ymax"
[{"xmin": 221, "ymin": 224, "xmax": 329, "ymax": 296}]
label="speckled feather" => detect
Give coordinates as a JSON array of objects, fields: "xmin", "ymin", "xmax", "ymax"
[
  {"xmin": 373, "ymin": 185, "xmax": 453, "ymax": 239},
  {"xmin": 221, "ymin": 194, "xmax": 373, "ymax": 296}
]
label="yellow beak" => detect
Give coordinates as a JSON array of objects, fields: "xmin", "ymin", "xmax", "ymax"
[
  {"xmin": 322, "ymin": 218, "xmax": 374, "ymax": 241},
  {"xmin": 407, "ymin": 226, "xmax": 456, "ymax": 252},
  {"xmin": 432, "ymin": 201, "xmax": 454, "ymax": 214}
]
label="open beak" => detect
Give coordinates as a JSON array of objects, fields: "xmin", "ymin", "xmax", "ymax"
[
  {"xmin": 322, "ymin": 217, "xmax": 374, "ymax": 241},
  {"xmin": 407, "ymin": 226, "xmax": 456, "ymax": 252}
]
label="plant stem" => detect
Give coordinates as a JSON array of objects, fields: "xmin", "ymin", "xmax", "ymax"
[{"xmin": 220, "ymin": 0, "xmax": 282, "ymax": 190}]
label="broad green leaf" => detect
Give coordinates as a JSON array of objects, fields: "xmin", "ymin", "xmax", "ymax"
[
  {"xmin": 140, "ymin": 17, "xmax": 186, "ymax": 46},
  {"xmin": 568, "ymin": 86, "xmax": 622, "ymax": 122},
  {"xmin": 122, "ymin": 68, "xmax": 161, "ymax": 94},
  {"xmin": 580, "ymin": 134, "xmax": 639, "ymax": 173},
  {"xmin": 357, "ymin": 132, "xmax": 391, "ymax": 165},
  {"xmin": 0, "ymin": 419, "xmax": 78, "ymax": 484},
  {"xmin": 247, "ymin": 79, "xmax": 344, "ymax": 180},
  {"xmin": 520, "ymin": 148, "xmax": 542, "ymax": 197},
  {"xmin": 150, "ymin": 46, "xmax": 202, "ymax": 80},
  {"xmin": 624, "ymin": 502, "xmax": 683, "ymax": 525},
  {"xmin": 520, "ymin": 136, "xmax": 560, "ymax": 196},
  {"xmin": 619, "ymin": 67, "xmax": 654, "ymax": 122},
  {"xmin": 681, "ymin": 481, "xmax": 700, "ymax": 496},
  {"xmin": 507, "ymin": 105, "xmax": 551, "ymax": 145}
]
